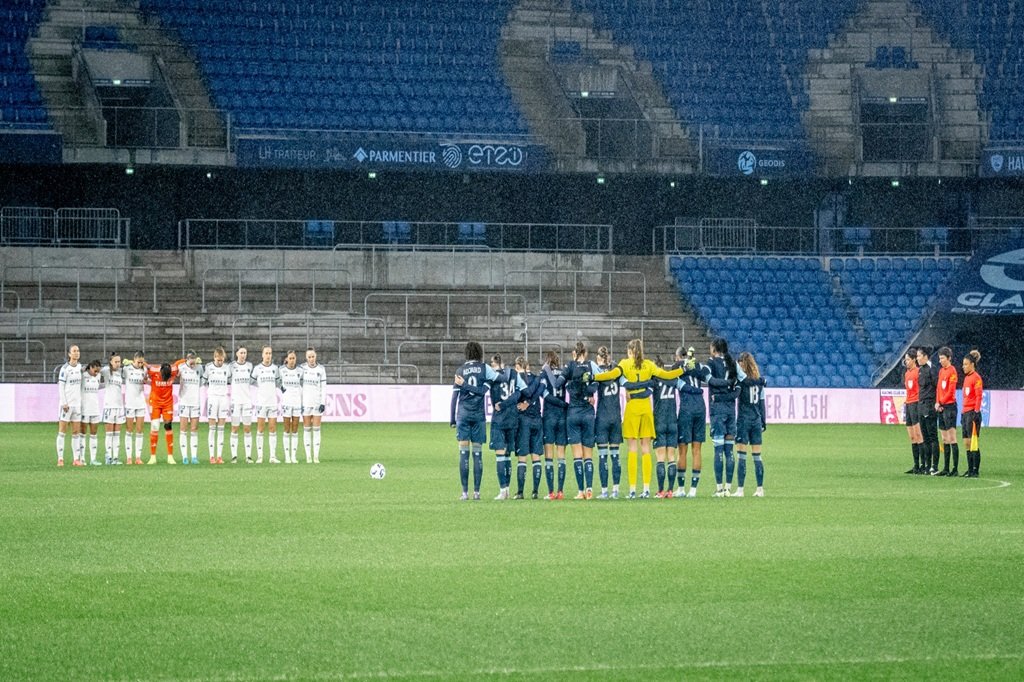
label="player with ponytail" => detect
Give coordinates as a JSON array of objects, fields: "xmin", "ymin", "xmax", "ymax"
[
  {"xmin": 960, "ymin": 350, "xmax": 983, "ymax": 478},
  {"xmin": 707, "ymin": 338, "xmax": 739, "ymax": 496}
]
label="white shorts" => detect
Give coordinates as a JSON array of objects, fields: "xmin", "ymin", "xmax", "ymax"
[
  {"xmin": 280, "ymin": 405, "xmax": 302, "ymax": 418},
  {"xmin": 231, "ymin": 403, "xmax": 252, "ymax": 425},
  {"xmin": 58, "ymin": 407, "xmax": 82, "ymax": 423},
  {"xmin": 81, "ymin": 414, "xmax": 101, "ymax": 425},
  {"xmin": 103, "ymin": 407, "xmax": 126, "ymax": 425},
  {"xmin": 302, "ymin": 405, "xmax": 322, "ymax": 417},
  {"xmin": 177, "ymin": 405, "xmax": 201, "ymax": 419},
  {"xmin": 206, "ymin": 395, "xmax": 231, "ymax": 420},
  {"xmin": 124, "ymin": 406, "xmax": 147, "ymax": 419},
  {"xmin": 254, "ymin": 405, "xmax": 278, "ymax": 419}
]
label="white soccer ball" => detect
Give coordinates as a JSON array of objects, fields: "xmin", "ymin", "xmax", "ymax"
[{"xmin": 369, "ymin": 462, "xmax": 386, "ymax": 480}]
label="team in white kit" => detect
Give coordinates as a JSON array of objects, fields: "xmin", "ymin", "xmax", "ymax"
[{"xmin": 55, "ymin": 343, "xmax": 328, "ymax": 467}]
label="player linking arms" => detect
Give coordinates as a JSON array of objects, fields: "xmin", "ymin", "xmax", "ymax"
[
  {"xmin": 674, "ymin": 346, "xmax": 708, "ymax": 498},
  {"xmin": 300, "ymin": 347, "xmax": 327, "ymax": 464},
  {"xmin": 451, "ymin": 341, "xmax": 499, "ymax": 500},
  {"xmin": 707, "ymin": 338, "xmax": 739, "ymax": 497},
  {"xmin": 177, "ymin": 351, "xmax": 203, "ymax": 465},
  {"xmin": 278, "ymin": 350, "xmax": 303, "ymax": 464},
  {"xmin": 562, "ymin": 342, "xmax": 599, "ymax": 499},
  {"xmin": 487, "ymin": 353, "xmax": 527, "ymax": 500},
  {"xmin": 592, "ymin": 346, "xmax": 625, "ymax": 499},
  {"xmin": 591, "ymin": 339, "xmax": 683, "ymax": 499},
  {"xmin": 252, "ymin": 345, "xmax": 282, "ymax": 464},
  {"xmin": 734, "ymin": 352, "xmax": 767, "ymax": 497},
  {"xmin": 56, "ymin": 345, "xmax": 84, "ymax": 467},
  {"xmin": 123, "ymin": 351, "xmax": 150, "ymax": 465},
  {"xmin": 147, "ymin": 359, "xmax": 182, "ymax": 464}
]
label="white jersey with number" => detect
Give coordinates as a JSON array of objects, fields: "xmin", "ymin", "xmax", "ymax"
[
  {"xmin": 252, "ymin": 363, "xmax": 280, "ymax": 409},
  {"xmin": 279, "ymin": 366, "xmax": 303, "ymax": 409},
  {"xmin": 58, "ymin": 362, "xmax": 83, "ymax": 410},
  {"xmin": 81, "ymin": 372, "xmax": 101, "ymax": 417},
  {"xmin": 100, "ymin": 365, "xmax": 124, "ymax": 409},
  {"xmin": 178, "ymin": 363, "xmax": 203, "ymax": 409},
  {"xmin": 230, "ymin": 361, "xmax": 253, "ymax": 406},
  {"xmin": 122, "ymin": 365, "xmax": 148, "ymax": 410},
  {"xmin": 203, "ymin": 362, "xmax": 232, "ymax": 398},
  {"xmin": 300, "ymin": 362, "xmax": 327, "ymax": 409}
]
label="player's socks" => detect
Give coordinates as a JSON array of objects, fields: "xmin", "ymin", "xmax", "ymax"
[
  {"xmin": 291, "ymin": 432, "xmax": 300, "ymax": 463},
  {"xmin": 256, "ymin": 433, "xmax": 264, "ymax": 462},
  {"xmin": 150, "ymin": 431, "xmax": 158, "ymax": 455},
  {"xmin": 691, "ymin": 468, "xmax": 701, "ymax": 493},
  {"xmin": 753, "ymin": 454, "xmax": 764, "ymax": 486},
  {"xmin": 627, "ymin": 450, "xmax": 638, "ymax": 489},
  {"xmin": 713, "ymin": 445, "xmax": 724, "ymax": 483},
  {"xmin": 573, "ymin": 457, "xmax": 584, "ymax": 491},
  {"xmin": 496, "ymin": 455, "xmax": 509, "ymax": 489},
  {"xmin": 89, "ymin": 434, "xmax": 98, "ymax": 464},
  {"xmin": 104, "ymin": 434, "xmax": 113, "ymax": 464},
  {"xmin": 677, "ymin": 465, "xmax": 687, "ymax": 489},
  {"xmin": 125, "ymin": 432, "xmax": 135, "ymax": 462},
  {"xmin": 911, "ymin": 442, "xmax": 920, "ymax": 471},
  {"xmin": 724, "ymin": 442, "xmax": 735, "ymax": 485},
  {"xmin": 244, "ymin": 431, "xmax": 254, "ymax": 462},
  {"xmin": 458, "ymin": 448, "xmax": 469, "ymax": 493},
  {"xmin": 71, "ymin": 434, "xmax": 82, "ymax": 463},
  {"xmin": 610, "ymin": 447, "xmax": 621, "ymax": 485},
  {"xmin": 134, "ymin": 434, "xmax": 144, "ymax": 463},
  {"xmin": 190, "ymin": 431, "xmax": 198, "ymax": 463},
  {"xmin": 517, "ymin": 461, "xmax": 527, "ymax": 495},
  {"xmin": 555, "ymin": 458, "xmax": 566, "ymax": 493},
  {"xmin": 230, "ymin": 431, "xmax": 239, "ymax": 462},
  {"xmin": 268, "ymin": 432, "xmax": 277, "ymax": 462},
  {"xmin": 504, "ymin": 457, "xmax": 511, "ymax": 487},
  {"xmin": 656, "ymin": 461, "xmax": 666, "ymax": 492},
  {"xmin": 544, "ymin": 458, "xmax": 554, "ymax": 493},
  {"xmin": 584, "ymin": 457, "xmax": 593, "ymax": 489},
  {"xmin": 951, "ymin": 443, "xmax": 959, "ymax": 471},
  {"xmin": 312, "ymin": 427, "xmax": 321, "ymax": 463},
  {"xmin": 974, "ymin": 449, "xmax": 981, "ymax": 475},
  {"xmin": 208, "ymin": 427, "xmax": 217, "ymax": 462},
  {"xmin": 737, "ymin": 450, "xmax": 747, "ymax": 488},
  {"xmin": 666, "ymin": 462, "xmax": 677, "ymax": 492},
  {"xmin": 532, "ymin": 460, "xmax": 542, "ymax": 494},
  {"xmin": 942, "ymin": 443, "xmax": 951, "ymax": 472},
  {"xmin": 641, "ymin": 453, "xmax": 652, "ymax": 490},
  {"xmin": 303, "ymin": 427, "xmax": 313, "ymax": 463},
  {"xmin": 471, "ymin": 446, "xmax": 483, "ymax": 493},
  {"xmin": 56, "ymin": 433, "xmax": 66, "ymax": 464},
  {"xmin": 598, "ymin": 450, "xmax": 609, "ymax": 488},
  {"xmin": 165, "ymin": 431, "xmax": 174, "ymax": 456},
  {"xmin": 216, "ymin": 426, "xmax": 225, "ymax": 462}
]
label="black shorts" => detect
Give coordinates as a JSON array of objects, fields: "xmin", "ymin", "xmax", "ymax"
[
  {"xmin": 938, "ymin": 404, "xmax": 958, "ymax": 430},
  {"xmin": 904, "ymin": 401, "xmax": 919, "ymax": 426},
  {"xmin": 961, "ymin": 410, "xmax": 982, "ymax": 441}
]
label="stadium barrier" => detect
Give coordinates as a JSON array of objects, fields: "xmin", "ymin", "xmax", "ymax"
[
  {"xmin": 653, "ymin": 223, "xmax": 1023, "ymax": 256},
  {"xmin": 363, "ymin": 292, "xmax": 527, "ymax": 338},
  {"xmin": 18, "ymin": 314, "xmax": 186, "ymax": 359},
  {"xmin": 200, "ymin": 266, "xmax": 354, "ymax": 313},
  {"xmin": 0, "ymin": 340, "xmax": 48, "ymax": 382},
  {"xmin": 1, "ymin": 265, "xmax": 158, "ymax": 312},
  {"xmin": 179, "ymin": 218, "xmax": 613, "ymax": 253},
  {"xmin": 228, "ymin": 313, "xmax": 389, "ymax": 363},
  {"xmin": 504, "ymin": 269, "xmax": 648, "ymax": 315},
  {"xmin": 0, "ymin": 206, "xmax": 129, "ymax": 247},
  {"xmin": 2, "ymin": 384, "xmax": 1021, "ymax": 427}
]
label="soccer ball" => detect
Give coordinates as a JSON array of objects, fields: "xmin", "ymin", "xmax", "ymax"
[{"xmin": 369, "ymin": 462, "xmax": 386, "ymax": 480}]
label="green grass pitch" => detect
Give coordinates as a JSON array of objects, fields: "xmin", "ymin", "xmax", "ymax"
[{"xmin": 1, "ymin": 422, "xmax": 1022, "ymax": 680}]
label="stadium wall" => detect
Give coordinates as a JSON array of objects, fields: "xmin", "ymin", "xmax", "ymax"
[{"xmin": 4, "ymin": 384, "xmax": 1021, "ymax": 427}]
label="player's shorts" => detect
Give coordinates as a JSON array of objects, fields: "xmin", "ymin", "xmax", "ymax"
[
  {"xmin": 622, "ymin": 400, "xmax": 655, "ymax": 440},
  {"xmin": 177, "ymin": 405, "xmax": 201, "ymax": 419},
  {"xmin": 230, "ymin": 403, "xmax": 252, "ymax": 425},
  {"xmin": 735, "ymin": 418, "xmax": 763, "ymax": 446},
  {"xmin": 961, "ymin": 410, "xmax": 981, "ymax": 441},
  {"xmin": 677, "ymin": 408, "xmax": 706, "ymax": 444},
  {"xmin": 517, "ymin": 416, "xmax": 543, "ymax": 456},
  {"xmin": 206, "ymin": 395, "xmax": 231, "ymax": 420},
  {"xmin": 594, "ymin": 416, "xmax": 622, "ymax": 446},
  {"xmin": 903, "ymin": 401, "xmax": 919, "ymax": 426},
  {"xmin": 150, "ymin": 403, "xmax": 173, "ymax": 422},
  {"xmin": 103, "ymin": 407, "xmax": 125, "ymax": 425},
  {"xmin": 254, "ymin": 405, "xmax": 279, "ymax": 420},
  {"xmin": 566, "ymin": 407, "xmax": 595, "ymax": 448},
  {"xmin": 653, "ymin": 417, "xmax": 678, "ymax": 449},
  {"xmin": 938, "ymin": 403, "xmax": 957, "ymax": 430},
  {"xmin": 490, "ymin": 424, "xmax": 518, "ymax": 453},
  {"xmin": 709, "ymin": 401, "xmax": 737, "ymax": 445},
  {"xmin": 80, "ymin": 413, "xmax": 101, "ymax": 425},
  {"xmin": 456, "ymin": 415, "xmax": 486, "ymax": 444},
  {"xmin": 542, "ymin": 409, "xmax": 568, "ymax": 446},
  {"xmin": 280, "ymin": 405, "xmax": 302, "ymax": 418},
  {"xmin": 125, "ymin": 406, "xmax": 148, "ymax": 419},
  {"xmin": 58, "ymin": 406, "xmax": 82, "ymax": 422},
  {"xmin": 301, "ymin": 405, "xmax": 322, "ymax": 417}
]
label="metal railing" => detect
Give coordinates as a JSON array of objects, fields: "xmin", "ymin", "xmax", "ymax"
[
  {"xmin": 0, "ymin": 206, "xmax": 129, "ymax": 247},
  {"xmin": 200, "ymin": 267, "xmax": 353, "ymax": 313},
  {"xmin": 179, "ymin": 218, "xmax": 613, "ymax": 253},
  {"xmin": 0, "ymin": 285, "xmax": 20, "ymax": 315},
  {"xmin": 0, "ymin": 339, "xmax": 48, "ymax": 382},
  {"xmin": 534, "ymin": 317, "xmax": 686, "ymax": 361},
  {"xmin": 228, "ymin": 312, "xmax": 388, "ymax": 363},
  {"xmin": 396, "ymin": 340, "xmax": 527, "ymax": 383},
  {"xmin": 331, "ymin": 243, "xmax": 504, "ymax": 288},
  {"xmin": 363, "ymin": 292, "xmax": 527, "ymax": 338},
  {"xmin": 19, "ymin": 315, "xmax": 186, "ymax": 359},
  {"xmin": 504, "ymin": 269, "xmax": 647, "ymax": 315},
  {"xmin": 46, "ymin": 106, "xmax": 228, "ymax": 150},
  {"xmin": 1, "ymin": 265, "xmax": 158, "ymax": 313},
  {"xmin": 654, "ymin": 224, "xmax": 1024, "ymax": 256},
  {"xmin": 334, "ymin": 363, "xmax": 421, "ymax": 383}
]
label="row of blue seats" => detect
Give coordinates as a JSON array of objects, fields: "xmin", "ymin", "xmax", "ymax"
[
  {"xmin": 672, "ymin": 256, "xmax": 822, "ymax": 271},
  {"xmin": 233, "ymin": 112, "xmax": 522, "ymax": 134}
]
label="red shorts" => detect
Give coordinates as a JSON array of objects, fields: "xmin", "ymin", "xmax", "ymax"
[{"xmin": 150, "ymin": 403, "xmax": 173, "ymax": 422}]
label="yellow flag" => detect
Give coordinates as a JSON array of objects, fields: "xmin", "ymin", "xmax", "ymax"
[{"xmin": 970, "ymin": 422, "xmax": 979, "ymax": 451}]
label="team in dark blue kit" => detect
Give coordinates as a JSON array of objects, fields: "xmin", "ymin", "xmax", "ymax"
[{"xmin": 449, "ymin": 337, "xmax": 769, "ymax": 501}]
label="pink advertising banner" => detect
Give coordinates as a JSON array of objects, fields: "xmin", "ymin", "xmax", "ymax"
[{"xmin": 1, "ymin": 384, "xmax": 1022, "ymax": 427}]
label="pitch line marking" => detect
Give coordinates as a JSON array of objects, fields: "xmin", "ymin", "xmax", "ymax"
[{"xmin": 954, "ymin": 478, "xmax": 1012, "ymax": 492}]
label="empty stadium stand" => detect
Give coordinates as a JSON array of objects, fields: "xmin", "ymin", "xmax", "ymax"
[{"xmin": 0, "ymin": 0, "xmax": 49, "ymax": 128}]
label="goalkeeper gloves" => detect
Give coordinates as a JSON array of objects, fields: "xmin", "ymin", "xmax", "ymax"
[{"xmin": 318, "ymin": 404, "xmax": 325, "ymax": 414}]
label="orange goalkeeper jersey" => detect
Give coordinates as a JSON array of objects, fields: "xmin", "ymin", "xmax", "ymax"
[{"xmin": 147, "ymin": 360, "xmax": 184, "ymax": 406}]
